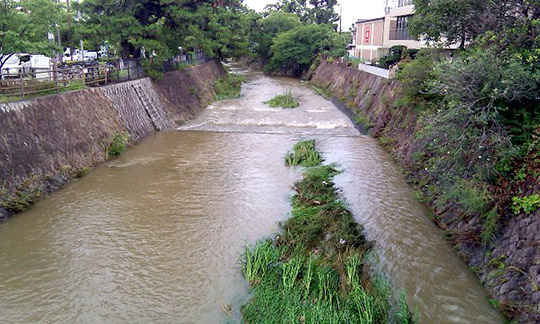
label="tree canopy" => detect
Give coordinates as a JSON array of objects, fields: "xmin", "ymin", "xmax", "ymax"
[
  {"xmin": 266, "ymin": 24, "xmax": 346, "ymax": 75},
  {"xmin": 80, "ymin": 0, "xmax": 249, "ymax": 61},
  {"xmin": 251, "ymin": 12, "xmax": 302, "ymax": 62},
  {"xmin": 265, "ymin": 0, "xmax": 339, "ymax": 25},
  {"xmin": 0, "ymin": 0, "xmax": 63, "ymax": 68},
  {"xmin": 410, "ymin": 0, "xmax": 540, "ymax": 50}
]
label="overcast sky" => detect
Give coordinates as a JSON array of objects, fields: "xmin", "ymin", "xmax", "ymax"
[{"xmin": 243, "ymin": 0, "xmax": 386, "ymax": 30}]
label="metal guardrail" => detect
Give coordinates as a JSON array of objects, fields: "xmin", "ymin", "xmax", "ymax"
[{"xmin": 0, "ymin": 56, "xmax": 210, "ymax": 102}]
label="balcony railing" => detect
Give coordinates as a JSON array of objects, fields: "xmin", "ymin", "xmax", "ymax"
[{"xmin": 389, "ymin": 28, "xmax": 415, "ymax": 41}]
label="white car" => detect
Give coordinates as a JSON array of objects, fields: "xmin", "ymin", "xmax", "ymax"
[
  {"xmin": 64, "ymin": 49, "xmax": 98, "ymax": 62},
  {"xmin": 83, "ymin": 51, "xmax": 98, "ymax": 61},
  {"xmin": 1, "ymin": 54, "xmax": 51, "ymax": 79}
]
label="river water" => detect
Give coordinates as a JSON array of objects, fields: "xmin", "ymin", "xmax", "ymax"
[{"xmin": 0, "ymin": 67, "xmax": 503, "ymax": 323}]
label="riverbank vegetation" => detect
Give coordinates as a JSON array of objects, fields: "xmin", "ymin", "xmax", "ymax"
[
  {"xmin": 242, "ymin": 140, "xmax": 413, "ymax": 323},
  {"xmin": 264, "ymin": 91, "xmax": 299, "ymax": 109},
  {"xmin": 391, "ymin": 1, "xmax": 540, "ymax": 247},
  {"xmin": 213, "ymin": 73, "xmax": 246, "ymax": 100},
  {"xmin": 346, "ymin": 1, "xmax": 539, "ymax": 320}
]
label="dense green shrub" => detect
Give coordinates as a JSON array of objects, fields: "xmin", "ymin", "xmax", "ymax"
[
  {"xmin": 396, "ymin": 49, "xmax": 444, "ymax": 104},
  {"xmin": 106, "ymin": 132, "xmax": 130, "ymax": 158},
  {"xmin": 405, "ymin": 49, "xmax": 420, "ymax": 59},
  {"xmin": 395, "ymin": 47, "xmax": 540, "ymax": 244},
  {"xmin": 378, "ymin": 45, "xmax": 406, "ymax": 69}
]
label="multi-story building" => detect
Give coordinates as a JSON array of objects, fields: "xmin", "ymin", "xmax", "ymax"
[
  {"xmin": 383, "ymin": 0, "xmax": 424, "ymax": 49},
  {"xmin": 354, "ymin": 17, "xmax": 385, "ymax": 62},
  {"xmin": 351, "ymin": 0, "xmax": 426, "ymax": 63}
]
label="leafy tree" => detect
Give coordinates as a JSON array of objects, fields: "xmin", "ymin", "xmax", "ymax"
[
  {"xmin": 251, "ymin": 12, "xmax": 301, "ymax": 62},
  {"xmin": 81, "ymin": 0, "xmax": 248, "ymax": 63},
  {"xmin": 409, "ymin": 0, "xmax": 488, "ymax": 48},
  {"xmin": 265, "ymin": 0, "xmax": 309, "ymax": 22},
  {"xmin": 81, "ymin": 0, "xmax": 168, "ymax": 60},
  {"xmin": 410, "ymin": 0, "xmax": 540, "ymax": 51},
  {"xmin": 0, "ymin": 0, "xmax": 62, "ymax": 71},
  {"xmin": 166, "ymin": 1, "xmax": 250, "ymax": 61},
  {"xmin": 266, "ymin": 24, "xmax": 346, "ymax": 75},
  {"xmin": 308, "ymin": 0, "xmax": 339, "ymax": 25},
  {"xmin": 265, "ymin": 0, "xmax": 338, "ymax": 25},
  {"xmin": 478, "ymin": 1, "xmax": 539, "ymax": 65}
]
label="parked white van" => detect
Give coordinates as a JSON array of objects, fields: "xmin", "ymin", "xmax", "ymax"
[{"xmin": 1, "ymin": 54, "xmax": 51, "ymax": 79}]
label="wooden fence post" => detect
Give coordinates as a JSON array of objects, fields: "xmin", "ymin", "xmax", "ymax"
[
  {"xmin": 81, "ymin": 66, "xmax": 85, "ymax": 87},
  {"xmin": 20, "ymin": 72, "xmax": 25, "ymax": 99},
  {"xmin": 52, "ymin": 58, "xmax": 59, "ymax": 94}
]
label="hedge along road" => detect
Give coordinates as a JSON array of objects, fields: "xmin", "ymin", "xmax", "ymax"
[{"xmin": 0, "ymin": 65, "xmax": 503, "ymax": 323}]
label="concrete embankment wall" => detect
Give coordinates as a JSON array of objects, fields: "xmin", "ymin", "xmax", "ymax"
[
  {"xmin": 310, "ymin": 61, "xmax": 539, "ymax": 323},
  {"xmin": 0, "ymin": 60, "xmax": 224, "ymax": 220}
]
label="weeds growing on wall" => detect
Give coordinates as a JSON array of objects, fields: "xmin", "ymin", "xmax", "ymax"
[
  {"xmin": 311, "ymin": 84, "xmax": 333, "ymax": 99},
  {"xmin": 241, "ymin": 140, "xmax": 414, "ymax": 323},
  {"xmin": 0, "ymin": 185, "xmax": 39, "ymax": 213},
  {"xmin": 213, "ymin": 73, "xmax": 247, "ymax": 100},
  {"xmin": 105, "ymin": 132, "xmax": 130, "ymax": 158},
  {"xmin": 264, "ymin": 91, "xmax": 299, "ymax": 108}
]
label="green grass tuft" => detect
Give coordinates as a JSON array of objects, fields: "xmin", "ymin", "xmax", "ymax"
[
  {"xmin": 264, "ymin": 91, "xmax": 299, "ymax": 108},
  {"xmin": 284, "ymin": 139, "xmax": 324, "ymax": 167}
]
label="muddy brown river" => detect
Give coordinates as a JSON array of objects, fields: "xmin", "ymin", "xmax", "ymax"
[{"xmin": 0, "ymin": 67, "xmax": 503, "ymax": 323}]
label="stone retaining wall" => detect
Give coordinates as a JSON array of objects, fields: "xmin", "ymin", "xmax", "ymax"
[{"xmin": 0, "ymin": 60, "xmax": 224, "ymax": 220}]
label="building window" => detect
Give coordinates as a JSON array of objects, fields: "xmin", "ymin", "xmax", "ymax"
[
  {"xmin": 396, "ymin": 15, "xmax": 411, "ymax": 30},
  {"xmin": 398, "ymin": 0, "xmax": 413, "ymax": 7},
  {"xmin": 390, "ymin": 15, "xmax": 414, "ymax": 40}
]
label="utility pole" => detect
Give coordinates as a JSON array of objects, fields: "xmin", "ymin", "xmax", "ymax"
[
  {"xmin": 54, "ymin": 0, "xmax": 62, "ymax": 62},
  {"xmin": 78, "ymin": 0, "xmax": 83, "ymax": 57},
  {"xmin": 339, "ymin": 4, "xmax": 342, "ymax": 34},
  {"xmin": 67, "ymin": 0, "xmax": 72, "ymax": 60},
  {"xmin": 67, "ymin": 0, "xmax": 71, "ymax": 29}
]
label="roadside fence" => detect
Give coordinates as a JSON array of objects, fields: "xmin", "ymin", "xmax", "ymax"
[{"xmin": 0, "ymin": 55, "xmax": 211, "ymax": 102}]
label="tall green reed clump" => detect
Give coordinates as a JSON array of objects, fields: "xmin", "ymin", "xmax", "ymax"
[
  {"xmin": 285, "ymin": 139, "xmax": 323, "ymax": 167},
  {"xmin": 241, "ymin": 139, "xmax": 414, "ymax": 323}
]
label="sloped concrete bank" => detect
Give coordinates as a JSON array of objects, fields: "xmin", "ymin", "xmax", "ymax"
[
  {"xmin": 0, "ymin": 60, "xmax": 225, "ymax": 220},
  {"xmin": 310, "ymin": 61, "xmax": 539, "ymax": 323}
]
